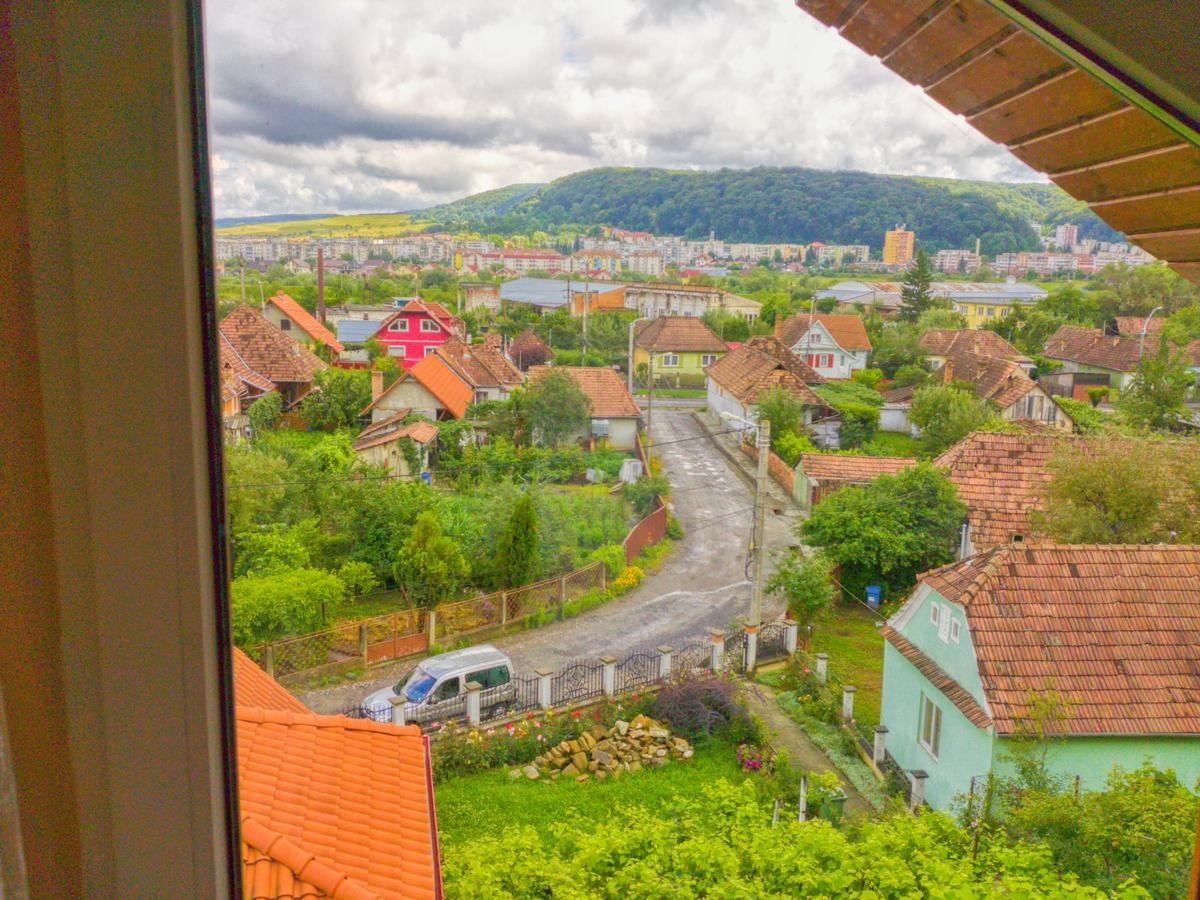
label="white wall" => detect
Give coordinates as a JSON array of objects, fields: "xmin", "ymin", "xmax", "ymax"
[
  {"xmin": 372, "ymin": 380, "xmax": 442, "ymax": 422},
  {"xmin": 788, "ymin": 322, "xmax": 867, "ymax": 380}
]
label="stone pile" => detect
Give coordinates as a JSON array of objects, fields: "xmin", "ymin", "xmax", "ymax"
[{"xmin": 515, "ymin": 715, "xmax": 694, "ymax": 783}]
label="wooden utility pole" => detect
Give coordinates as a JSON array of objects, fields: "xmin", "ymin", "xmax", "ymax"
[
  {"xmin": 645, "ymin": 349, "xmax": 654, "ymax": 451},
  {"xmin": 749, "ymin": 420, "xmax": 771, "ymax": 626},
  {"xmin": 316, "ymin": 246, "xmax": 326, "ymax": 323}
]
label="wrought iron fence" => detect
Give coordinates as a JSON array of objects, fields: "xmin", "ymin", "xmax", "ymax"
[
  {"xmin": 758, "ymin": 621, "xmax": 789, "ymax": 662},
  {"xmin": 615, "ymin": 648, "xmax": 659, "ymax": 693},
  {"xmin": 509, "ymin": 673, "xmax": 542, "ymax": 715},
  {"xmin": 673, "ymin": 639, "xmax": 712, "ymax": 677},
  {"xmin": 550, "ymin": 659, "xmax": 604, "ymax": 707},
  {"xmin": 724, "ymin": 630, "xmax": 747, "ymax": 674}
]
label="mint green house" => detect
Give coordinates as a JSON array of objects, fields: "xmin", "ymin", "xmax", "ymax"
[{"xmin": 880, "ymin": 544, "xmax": 1200, "ymax": 812}]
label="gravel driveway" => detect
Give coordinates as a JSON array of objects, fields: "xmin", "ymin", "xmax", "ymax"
[{"xmin": 300, "ymin": 408, "xmax": 800, "ymax": 713}]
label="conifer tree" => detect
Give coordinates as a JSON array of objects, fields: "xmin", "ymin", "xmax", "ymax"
[
  {"xmin": 496, "ymin": 492, "xmax": 538, "ymax": 587},
  {"xmin": 899, "ymin": 250, "xmax": 934, "ymax": 322}
]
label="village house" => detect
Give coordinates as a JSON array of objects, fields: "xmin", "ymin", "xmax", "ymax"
[
  {"xmin": 218, "ymin": 305, "xmax": 326, "ymax": 408},
  {"xmin": 361, "ymin": 348, "xmax": 474, "ymax": 423},
  {"xmin": 794, "ymin": 454, "xmax": 917, "ymax": 511},
  {"xmin": 372, "ymin": 299, "xmax": 465, "ymax": 369},
  {"xmin": 458, "ymin": 280, "xmax": 502, "ymax": 314},
  {"xmin": 440, "ymin": 335, "xmax": 525, "ymax": 403},
  {"xmin": 704, "ymin": 335, "xmax": 825, "ymax": 429},
  {"xmin": 940, "ymin": 350, "xmax": 1074, "ymax": 429},
  {"xmin": 632, "ymin": 316, "xmax": 728, "ymax": 387},
  {"xmin": 217, "ymin": 329, "xmax": 277, "ymax": 440},
  {"xmin": 232, "ymin": 648, "xmax": 442, "ymax": 896},
  {"xmin": 778, "ymin": 312, "xmax": 872, "ymax": 380},
  {"xmin": 1040, "ymin": 323, "xmax": 1200, "ymax": 401},
  {"xmin": 352, "ymin": 403, "xmax": 438, "ymax": 479},
  {"xmin": 260, "ymin": 291, "xmax": 343, "ymax": 356},
  {"xmin": 624, "ymin": 282, "xmax": 761, "ymax": 321},
  {"xmin": 919, "ymin": 329, "xmax": 1032, "ymax": 371},
  {"xmin": 818, "ymin": 280, "xmax": 1045, "ymax": 323},
  {"xmin": 880, "ymin": 544, "xmax": 1200, "ymax": 812},
  {"xmin": 527, "ymin": 366, "xmax": 642, "ymax": 449}
]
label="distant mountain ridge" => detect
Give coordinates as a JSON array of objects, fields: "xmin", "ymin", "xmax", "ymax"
[{"xmin": 417, "ymin": 166, "xmax": 1122, "ymax": 254}]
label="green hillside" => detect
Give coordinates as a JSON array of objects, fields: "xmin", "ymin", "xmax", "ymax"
[
  {"xmin": 426, "ymin": 166, "xmax": 1121, "ymax": 254},
  {"xmin": 217, "ymin": 212, "xmax": 427, "ymax": 237},
  {"xmin": 415, "ymin": 182, "xmax": 542, "ymax": 226}
]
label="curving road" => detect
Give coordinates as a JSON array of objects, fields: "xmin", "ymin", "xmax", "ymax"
[{"xmin": 300, "ymin": 408, "xmax": 798, "ymax": 713}]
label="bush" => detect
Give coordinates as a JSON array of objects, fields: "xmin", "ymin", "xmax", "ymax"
[
  {"xmin": 337, "ymin": 560, "xmax": 379, "ymax": 598},
  {"xmin": 892, "ymin": 364, "xmax": 929, "ymax": 389},
  {"xmin": 247, "ymin": 391, "xmax": 283, "ymax": 435},
  {"xmin": 230, "ymin": 567, "xmax": 347, "ymax": 646},
  {"xmin": 1053, "ymin": 396, "xmax": 1111, "ymax": 433},
  {"xmin": 850, "ymin": 367, "xmax": 884, "ymax": 389},
  {"xmin": 587, "ymin": 543, "xmax": 627, "ymax": 580},
  {"xmin": 651, "ymin": 677, "xmax": 760, "ymax": 744},
  {"xmin": 836, "ymin": 400, "xmax": 880, "ymax": 449},
  {"xmin": 624, "ymin": 474, "xmax": 669, "ymax": 517},
  {"xmin": 608, "ymin": 565, "xmax": 644, "ymax": 594},
  {"xmin": 665, "ymin": 515, "xmax": 684, "ymax": 540},
  {"xmin": 773, "ymin": 429, "xmax": 817, "ymax": 466}
]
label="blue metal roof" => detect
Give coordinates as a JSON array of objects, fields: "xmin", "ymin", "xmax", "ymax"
[
  {"xmin": 499, "ymin": 277, "xmax": 617, "ymax": 308},
  {"xmin": 337, "ymin": 319, "xmax": 383, "ymax": 343}
]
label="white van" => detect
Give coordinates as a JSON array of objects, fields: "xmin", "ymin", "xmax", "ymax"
[{"xmin": 363, "ymin": 644, "xmax": 516, "ymax": 724}]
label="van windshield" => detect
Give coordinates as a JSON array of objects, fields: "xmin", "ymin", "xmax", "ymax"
[{"xmin": 402, "ymin": 668, "xmax": 437, "ymax": 702}]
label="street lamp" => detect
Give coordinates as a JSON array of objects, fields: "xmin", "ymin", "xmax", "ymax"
[{"xmin": 1139, "ymin": 306, "xmax": 1163, "ymax": 360}]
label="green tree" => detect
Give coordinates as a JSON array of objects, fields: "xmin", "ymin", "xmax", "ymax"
[
  {"xmin": 232, "ymin": 523, "xmax": 312, "ymax": 578},
  {"xmin": 801, "ymin": 463, "xmax": 966, "ymax": 600},
  {"xmin": 917, "ymin": 307, "xmax": 967, "ymax": 332},
  {"xmin": 765, "ymin": 550, "xmax": 836, "ymax": 633},
  {"xmin": 337, "ymin": 560, "xmax": 380, "ymax": 598},
  {"xmin": 247, "ymin": 391, "xmax": 283, "ymax": 435},
  {"xmin": 867, "ymin": 322, "xmax": 927, "ymax": 376},
  {"xmin": 813, "ymin": 381, "xmax": 883, "ymax": 449},
  {"xmin": 299, "ymin": 367, "xmax": 372, "ymax": 430},
  {"xmin": 230, "ymin": 567, "xmax": 346, "ymax": 646},
  {"xmin": 909, "ymin": 383, "xmax": 1001, "ymax": 456},
  {"xmin": 1091, "ymin": 260, "xmax": 1199, "ymax": 318},
  {"xmin": 495, "ymin": 493, "xmax": 538, "ymax": 587},
  {"xmin": 701, "ymin": 308, "xmax": 750, "ymax": 342},
  {"xmin": 522, "ymin": 369, "xmax": 591, "ymax": 448},
  {"xmin": 755, "ymin": 385, "xmax": 809, "ymax": 449},
  {"xmin": 898, "ymin": 250, "xmax": 934, "ymax": 322},
  {"xmin": 892, "ymin": 364, "xmax": 929, "ymax": 389},
  {"xmin": 1117, "ymin": 338, "xmax": 1194, "ymax": 431},
  {"xmin": 392, "ymin": 511, "xmax": 470, "ymax": 606}
]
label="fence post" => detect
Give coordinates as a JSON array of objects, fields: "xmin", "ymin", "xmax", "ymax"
[
  {"xmin": 389, "ymin": 695, "xmax": 407, "ymax": 727},
  {"xmin": 910, "ymin": 770, "xmax": 928, "ymax": 811},
  {"xmin": 814, "ymin": 652, "xmax": 828, "ymax": 683},
  {"xmin": 427, "ymin": 608, "xmax": 437, "ymax": 648},
  {"xmin": 358, "ymin": 624, "xmax": 368, "ymax": 667},
  {"xmin": 500, "ymin": 591, "xmax": 508, "ymax": 629},
  {"xmin": 599, "ymin": 561, "xmax": 607, "ymax": 594},
  {"xmin": 798, "ymin": 774, "xmax": 808, "ymax": 823},
  {"xmin": 465, "ymin": 681, "xmax": 482, "ymax": 726},
  {"xmin": 709, "ymin": 627, "xmax": 725, "ymax": 671},
  {"xmin": 873, "ymin": 725, "xmax": 888, "ymax": 766},
  {"xmin": 743, "ymin": 622, "xmax": 758, "ymax": 672},
  {"xmin": 536, "ymin": 668, "xmax": 553, "ymax": 710},
  {"xmin": 784, "ymin": 617, "xmax": 798, "ymax": 655},
  {"xmin": 263, "ymin": 644, "xmax": 275, "ymax": 679},
  {"xmin": 841, "ymin": 685, "xmax": 857, "ymax": 722},
  {"xmin": 557, "ymin": 575, "xmax": 566, "ymax": 620},
  {"xmin": 657, "ymin": 645, "xmax": 673, "ymax": 680},
  {"xmin": 600, "ymin": 655, "xmax": 616, "ymax": 697}
]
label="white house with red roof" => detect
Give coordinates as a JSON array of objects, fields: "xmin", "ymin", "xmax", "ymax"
[
  {"xmin": 372, "ymin": 299, "xmax": 465, "ymax": 370},
  {"xmin": 260, "ymin": 291, "xmax": 344, "ymax": 355}
]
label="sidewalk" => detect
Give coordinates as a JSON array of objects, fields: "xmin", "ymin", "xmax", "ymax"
[{"xmin": 740, "ymin": 682, "xmax": 872, "ymax": 818}]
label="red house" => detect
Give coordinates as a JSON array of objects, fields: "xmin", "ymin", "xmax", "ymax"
[{"xmin": 372, "ymin": 299, "xmax": 464, "ymax": 369}]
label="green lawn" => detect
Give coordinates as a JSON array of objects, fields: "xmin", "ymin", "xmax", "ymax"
[
  {"xmin": 636, "ymin": 388, "xmax": 706, "ymax": 399},
  {"xmin": 808, "ymin": 604, "xmax": 885, "ymax": 729},
  {"xmin": 858, "ymin": 431, "xmax": 920, "ymax": 458},
  {"xmin": 435, "ymin": 737, "xmax": 744, "ymax": 848}
]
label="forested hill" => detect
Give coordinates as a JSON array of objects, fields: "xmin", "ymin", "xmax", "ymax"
[{"xmin": 421, "ymin": 166, "xmax": 1121, "ymax": 254}]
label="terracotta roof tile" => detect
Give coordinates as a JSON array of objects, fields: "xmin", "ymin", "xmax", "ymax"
[
  {"xmin": 219, "ymin": 331, "xmax": 276, "ymax": 401},
  {"xmin": 233, "ymin": 647, "xmax": 309, "ymax": 714},
  {"xmin": 1042, "ymin": 324, "xmax": 1200, "ymax": 372},
  {"xmin": 704, "ymin": 337, "xmax": 824, "ymax": 407},
  {"xmin": 237, "ymin": 708, "xmax": 441, "ymax": 898},
  {"xmin": 919, "ymin": 329, "xmax": 1029, "ymax": 364},
  {"xmin": 941, "ymin": 350, "xmax": 1036, "ymax": 409},
  {"xmin": 934, "ymin": 431, "xmax": 1067, "ymax": 550},
  {"xmin": 410, "ymin": 352, "xmax": 474, "ymax": 419},
  {"xmin": 353, "ymin": 417, "xmax": 438, "ymax": 452},
  {"xmin": 1114, "ymin": 316, "xmax": 1165, "ymax": 336},
  {"xmin": 915, "ymin": 544, "xmax": 1200, "ymax": 736},
  {"xmin": 882, "ymin": 625, "xmax": 992, "ymax": 728},
  {"xmin": 266, "ymin": 292, "xmax": 344, "ymax": 353},
  {"xmin": 220, "ymin": 306, "xmax": 326, "ymax": 386},
  {"xmin": 440, "ymin": 337, "xmax": 523, "ymax": 388},
  {"xmin": 779, "ymin": 314, "xmax": 872, "ymax": 351},
  {"xmin": 799, "ymin": 453, "xmax": 917, "ymax": 483},
  {"xmin": 527, "ymin": 366, "xmax": 641, "ymax": 418},
  {"xmin": 633, "ymin": 317, "xmax": 727, "ymax": 353}
]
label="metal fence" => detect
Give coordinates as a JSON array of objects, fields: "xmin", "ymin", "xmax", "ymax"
[
  {"xmin": 725, "ymin": 630, "xmax": 748, "ymax": 674},
  {"xmin": 510, "ymin": 673, "xmax": 542, "ymax": 715},
  {"xmin": 758, "ymin": 621, "xmax": 789, "ymax": 662},
  {"xmin": 673, "ymin": 638, "xmax": 712, "ymax": 676},
  {"xmin": 615, "ymin": 648, "xmax": 659, "ymax": 693},
  {"xmin": 550, "ymin": 659, "xmax": 605, "ymax": 707}
]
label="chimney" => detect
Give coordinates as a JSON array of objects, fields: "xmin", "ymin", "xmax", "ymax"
[
  {"xmin": 943, "ymin": 361, "xmax": 953, "ymax": 384},
  {"xmin": 774, "ymin": 315, "xmax": 783, "ymax": 340},
  {"xmin": 371, "ymin": 369, "xmax": 383, "ymax": 400},
  {"xmin": 317, "ymin": 247, "xmax": 326, "ymax": 323}
]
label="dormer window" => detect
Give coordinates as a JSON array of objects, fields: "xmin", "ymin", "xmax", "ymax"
[
  {"xmin": 420, "ymin": 319, "xmax": 439, "ymax": 333},
  {"xmin": 388, "ymin": 319, "xmax": 408, "ymax": 332}
]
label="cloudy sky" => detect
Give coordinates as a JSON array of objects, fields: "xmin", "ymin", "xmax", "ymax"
[{"xmin": 205, "ymin": 0, "xmax": 1038, "ymax": 218}]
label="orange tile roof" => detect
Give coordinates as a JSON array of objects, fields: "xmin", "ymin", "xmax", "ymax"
[
  {"xmin": 941, "ymin": 350, "xmax": 1036, "ymax": 410},
  {"xmin": 799, "ymin": 453, "xmax": 917, "ymax": 483},
  {"xmin": 440, "ymin": 337, "xmax": 523, "ymax": 388},
  {"xmin": 1043, "ymin": 324, "xmax": 1200, "ymax": 373},
  {"xmin": 353, "ymin": 416, "xmax": 439, "ymax": 452},
  {"xmin": 882, "ymin": 626, "xmax": 992, "ymax": 729},
  {"xmin": 220, "ymin": 306, "xmax": 326, "ymax": 386},
  {"xmin": 410, "ymin": 351, "xmax": 473, "ymax": 419},
  {"xmin": 779, "ymin": 313, "xmax": 872, "ymax": 351},
  {"xmin": 934, "ymin": 431, "xmax": 1067, "ymax": 550},
  {"xmin": 237, "ymin": 708, "xmax": 441, "ymax": 898},
  {"xmin": 920, "ymin": 329, "xmax": 1029, "ymax": 363},
  {"xmin": 633, "ymin": 317, "xmax": 727, "ymax": 353},
  {"xmin": 1114, "ymin": 316, "xmax": 1165, "ymax": 336},
  {"xmin": 703, "ymin": 337, "xmax": 824, "ymax": 407},
  {"xmin": 219, "ymin": 331, "xmax": 276, "ymax": 402},
  {"xmin": 915, "ymin": 544, "xmax": 1200, "ymax": 736},
  {"xmin": 232, "ymin": 647, "xmax": 308, "ymax": 714},
  {"xmin": 527, "ymin": 366, "xmax": 641, "ymax": 418},
  {"xmin": 266, "ymin": 291, "xmax": 344, "ymax": 353}
]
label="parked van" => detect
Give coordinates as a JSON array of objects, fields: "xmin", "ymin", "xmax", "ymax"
[{"xmin": 363, "ymin": 644, "xmax": 516, "ymax": 725}]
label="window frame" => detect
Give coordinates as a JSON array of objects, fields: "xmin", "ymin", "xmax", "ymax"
[
  {"xmin": 388, "ymin": 318, "xmax": 408, "ymax": 332},
  {"xmin": 918, "ymin": 693, "xmax": 941, "ymax": 759},
  {"xmin": 420, "ymin": 318, "xmax": 439, "ymax": 333},
  {"xmin": 660, "ymin": 352, "xmax": 680, "ymax": 367}
]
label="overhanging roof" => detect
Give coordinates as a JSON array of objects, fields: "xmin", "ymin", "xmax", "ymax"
[{"xmin": 793, "ymin": 0, "xmax": 1200, "ymax": 282}]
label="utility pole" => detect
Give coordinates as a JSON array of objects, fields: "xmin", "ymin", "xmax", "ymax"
[
  {"xmin": 240, "ymin": 264, "xmax": 246, "ymax": 301},
  {"xmin": 645, "ymin": 350, "xmax": 654, "ymax": 451},
  {"xmin": 749, "ymin": 419, "xmax": 771, "ymax": 626}
]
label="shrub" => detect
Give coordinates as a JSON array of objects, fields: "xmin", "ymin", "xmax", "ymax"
[
  {"xmin": 337, "ymin": 560, "xmax": 379, "ymax": 598},
  {"xmin": 651, "ymin": 677, "xmax": 760, "ymax": 743},
  {"xmin": 773, "ymin": 429, "xmax": 817, "ymax": 466},
  {"xmin": 665, "ymin": 515, "xmax": 684, "ymax": 540},
  {"xmin": 588, "ymin": 543, "xmax": 627, "ymax": 580},
  {"xmin": 247, "ymin": 391, "xmax": 283, "ymax": 435},
  {"xmin": 624, "ymin": 474, "xmax": 669, "ymax": 517},
  {"xmin": 850, "ymin": 367, "xmax": 884, "ymax": 389},
  {"xmin": 230, "ymin": 567, "xmax": 346, "ymax": 646},
  {"xmin": 607, "ymin": 565, "xmax": 643, "ymax": 594}
]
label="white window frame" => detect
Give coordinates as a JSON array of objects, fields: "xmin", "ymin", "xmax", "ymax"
[
  {"xmin": 929, "ymin": 602, "xmax": 941, "ymax": 626},
  {"xmin": 660, "ymin": 352, "xmax": 680, "ymax": 367},
  {"xmin": 420, "ymin": 318, "xmax": 439, "ymax": 333},
  {"xmin": 949, "ymin": 618, "xmax": 962, "ymax": 643},
  {"xmin": 387, "ymin": 345, "xmax": 406, "ymax": 358},
  {"xmin": 701, "ymin": 354, "xmax": 718, "ymax": 366},
  {"xmin": 388, "ymin": 318, "xmax": 408, "ymax": 332},
  {"xmin": 919, "ymin": 693, "xmax": 942, "ymax": 759},
  {"xmin": 938, "ymin": 607, "xmax": 952, "ymax": 643}
]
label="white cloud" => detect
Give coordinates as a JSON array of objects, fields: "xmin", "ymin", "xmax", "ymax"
[{"xmin": 205, "ymin": 0, "xmax": 1037, "ymax": 217}]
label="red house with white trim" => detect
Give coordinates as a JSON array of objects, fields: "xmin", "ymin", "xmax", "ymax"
[{"xmin": 372, "ymin": 299, "xmax": 465, "ymax": 369}]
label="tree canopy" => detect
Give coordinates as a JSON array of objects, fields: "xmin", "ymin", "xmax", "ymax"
[
  {"xmin": 523, "ymin": 369, "xmax": 592, "ymax": 448},
  {"xmin": 909, "ymin": 383, "xmax": 1002, "ymax": 456}
]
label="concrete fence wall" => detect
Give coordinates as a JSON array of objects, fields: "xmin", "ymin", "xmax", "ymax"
[{"xmin": 739, "ymin": 440, "xmax": 797, "ymax": 497}]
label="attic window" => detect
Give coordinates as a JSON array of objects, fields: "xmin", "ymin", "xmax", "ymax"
[
  {"xmin": 1012, "ymin": 534, "xmax": 1024, "ymax": 544},
  {"xmin": 279, "ymin": 319, "xmax": 291, "ymax": 331}
]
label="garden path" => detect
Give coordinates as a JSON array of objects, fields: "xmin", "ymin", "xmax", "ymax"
[{"xmin": 740, "ymin": 683, "xmax": 871, "ymax": 818}]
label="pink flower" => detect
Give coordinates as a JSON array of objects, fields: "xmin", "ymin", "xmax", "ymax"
[{"xmin": 526, "ymin": 711, "xmax": 534, "ymax": 719}]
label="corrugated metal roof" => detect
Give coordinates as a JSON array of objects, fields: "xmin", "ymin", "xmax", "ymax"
[{"xmin": 337, "ymin": 319, "xmax": 383, "ymax": 344}]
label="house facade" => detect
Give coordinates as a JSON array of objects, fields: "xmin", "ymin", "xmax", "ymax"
[
  {"xmin": 361, "ymin": 350, "xmax": 473, "ymax": 423},
  {"xmin": 632, "ymin": 317, "xmax": 727, "ymax": 385},
  {"xmin": 624, "ymin": 283, "xmax": 761, "ymax": 321},
  {"xmin": 704, "ymin": 336, "xmax": 825, "ymax": 429},
  {"xmin": 779, "ymin": 313, "xmax": 871, "ymax": 380},
  {"xmin": 352, "ymin": 413, "xmax": 437, "ymax": 478},
  {"xmin": 881, "ymin": 545, "xmax": 1200, "ymax": 812},
  {"xmin": 526, "ymin": 366, "xmax": 641, "ymax": 449},
  {"xmin": 373, "ymin": 300, "xmax": 464, "ymax": 369},
  {"xmin": 1041, "ymin": 323, "xmax": 1200, "ymax": 401},
  {"xmin": 218, "ymin": 305, "xmax": 325, "ymax": 408},
  {"xmin": 260, "ymin": 291, "xmax": 343, "ymax": 355}
]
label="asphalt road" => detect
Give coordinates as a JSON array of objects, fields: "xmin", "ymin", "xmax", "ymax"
[{"xmin": 299, "ymin": 408, "xmax": 799, "ymax": 713}]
